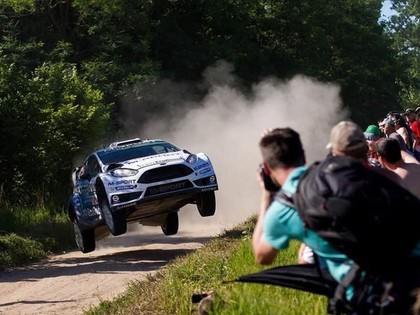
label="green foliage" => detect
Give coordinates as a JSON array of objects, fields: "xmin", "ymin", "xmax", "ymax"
[
  {"xmin": 0, "ymin": 58, "xmax": 111, "ymax": 204},
  {"xmin": 388, "ymin": 0, "xmax": 420, "ymax": 108},
  {"xmin": 35, "ymin": 61, "xmax": 111, "ymax": 201},
  {"xmin": 0, "ymin": 0, "xmax": 35, "ymax": 12},
  {"xmin": 0, "ymin": 60, "xmax": 47, "ymax": 203},
  {"xmin": 151, "ymin": 0, "xmax": 401, "ymax": 125},
  {"xmin": 0, "ymin": 233, "xmax": 46, "ymax": 270},
  {"xmin": 0, "ymin": 203, "xmax": 74, "ymax": 256},
  {"xmin": 71, "ymin": 0, "xmax": 159, "ymax": 96},
  {"xmin": 0, "ymin": 1, "xmax": 159, "ymax": 206}
]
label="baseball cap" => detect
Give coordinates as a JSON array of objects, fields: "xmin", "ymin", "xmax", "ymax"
[
  {"xmin": 404, "ymin": 108, "xmax": 415, "ymax": 115},
  {"xmin": 328, "ymin": 121, "xmax": 368, "ymax": 158},
  {"xmin": 365, "ymin": 125, "xmax": 380, "ymax": 137}
]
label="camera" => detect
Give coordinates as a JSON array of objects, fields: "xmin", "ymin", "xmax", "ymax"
[{"xmin": 259, "ymin": 164, "xmax": 280, "ymax": 192}]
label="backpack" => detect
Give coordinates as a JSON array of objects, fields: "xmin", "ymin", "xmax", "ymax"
[
  {"xmin": 276, "ymin": 156, "xmax": 420, "ymax": 314},
  {"xmin": 278, "ymin": 155, "xmax": 420, "ymax": 275}
]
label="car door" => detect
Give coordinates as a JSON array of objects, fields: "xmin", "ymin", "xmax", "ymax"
[{"xmin": 76, "ymin": 155, "xmax": 101, "ymax": 215}]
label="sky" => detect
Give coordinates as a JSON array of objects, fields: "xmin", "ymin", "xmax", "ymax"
[{"xmin": 381, "ymin": 0, "xmax": 396, "ymax": 20}]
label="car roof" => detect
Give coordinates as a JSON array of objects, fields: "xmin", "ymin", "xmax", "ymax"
[
  {"xmin": 92, "ymin": 139, "xmax": 183, "ymax": 166},
  {"xmin": 108, "ymin": 138, "xmax": 143, "ymax": 148},
  {"xmin": 95, "ymin": 138, "xmax": 167, "ymax": 154}
]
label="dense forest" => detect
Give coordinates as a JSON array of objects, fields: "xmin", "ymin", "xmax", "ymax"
[{"xmin": 0, "ymin": 0, "xmax": 419, "ymax": 207}]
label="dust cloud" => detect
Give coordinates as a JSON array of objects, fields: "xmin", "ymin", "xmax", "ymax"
[{"xmin": 120, "ymin": 61, "xmax": 348, "ymax": 236}]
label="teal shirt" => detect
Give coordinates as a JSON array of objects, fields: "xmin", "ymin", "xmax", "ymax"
[{"xmin": 263, "ymin": 166, "xmax": 352, "ymax": 284}]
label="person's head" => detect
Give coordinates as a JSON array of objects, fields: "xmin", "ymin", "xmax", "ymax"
[
  {"xmin": 394, "ymin": 115, "xmax": 405, "ymax": 128},
  {"xmin": 416, "ymin": 107, "xmax": 420, "ymax": 122},
  {"xmin": 386, "ymin": 110, "xmax": 400, "ymax": 120},
  {"xmin": 259, "ymin": 128, "xmax": 306, "ymax": 170},
  {"xmin": 328, "ymin": 121, "xmax": 368, "ymax": 159},
  {"xmin": 376, "ymin": 138, "xmax": 402, "ymax": 164},
  {"xmin": 379, "ymin": 117, "xmax": 396, "ymax": 136},
  {"xmin": 403, "ymin": 109, "xmax": 416, "ymax": 123}
]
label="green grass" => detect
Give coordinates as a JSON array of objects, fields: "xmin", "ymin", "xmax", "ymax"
[
  {"xmin": 0, "ymin": 233, "xmax": 46, "ymax": 268},
  {"xmin": 0, "ymin": 203, "xmax": 75, "ymax": 270},
  {"xmin": 85, "ymin": 218, "xmax": 328, "ymax": 315}
]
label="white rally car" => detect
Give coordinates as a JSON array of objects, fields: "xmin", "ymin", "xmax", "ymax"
[{"xmin": 68, "ymin": 138, "xmax": 218, "ymax": 253}]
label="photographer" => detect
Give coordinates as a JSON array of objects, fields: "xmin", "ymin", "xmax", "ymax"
[{"xmin": 252, "ymin": 128, "xmax": 351, "ymax": 284}]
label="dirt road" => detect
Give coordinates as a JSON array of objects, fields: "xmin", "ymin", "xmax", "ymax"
[{"xmin": 0, "ymin": 222, "xmax": 221, "ymax": 315}]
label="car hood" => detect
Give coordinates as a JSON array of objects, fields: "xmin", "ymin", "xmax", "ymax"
[{"xmin": 119, "ymin": 151, "xmax": 186, "ymax": 170}]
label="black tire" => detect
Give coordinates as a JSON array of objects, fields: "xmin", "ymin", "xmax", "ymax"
[
  {"xmin": 161, "ymin": 212, "xmax": 179, "ymax": 236},
  {"xmin": 100, "ymin": 198, "xmax": 127, "ymax": 236},
  {"xmin": 197, "ymin": 191, "xmax": 216, "ymax": 217},
  {"xmin": 73, "ymin": 221, "xmax": 95, "ymax": 253},
  {"xmin": 68, "ymin": 204, "xmax": 76, "ymax": 222}
]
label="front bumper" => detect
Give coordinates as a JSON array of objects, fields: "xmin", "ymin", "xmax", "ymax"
[{"xmin": 109, "ymin": 179, "xmax": 218, "ymax": 212}]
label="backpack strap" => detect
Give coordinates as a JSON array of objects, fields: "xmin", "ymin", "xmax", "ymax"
[
  {"xmin": 274, "ymin": 190, "xmax": 295, "ymax": 208},
  {"xmin": 328, "ymin": 264, "xmax": 362, "ymax": 314}
]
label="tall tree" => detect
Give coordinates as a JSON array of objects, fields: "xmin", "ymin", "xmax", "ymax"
[
  {"xmin": 0, "ymin": 59, "xmax": 110, "ymax": 204},
  {"xmin": 152, "ymin": 0, "xmax": 401, "ymax": 125},
  {"xmin": 388, "ymin": 0, "xmax": 420, "ymax": 108}
]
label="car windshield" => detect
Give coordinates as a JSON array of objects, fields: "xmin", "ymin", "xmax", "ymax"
[{"xmin": 97, "ymin": 142, "xmax": 180, "ymax": 165}]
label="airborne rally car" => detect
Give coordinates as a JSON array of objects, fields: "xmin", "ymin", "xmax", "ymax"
[{"xmin": 68, "ymin": 138, "xmax": 218, "ymax": 253}]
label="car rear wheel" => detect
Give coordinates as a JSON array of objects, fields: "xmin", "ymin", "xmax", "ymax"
[
  {"xmin": 161, "ymin": 212, "xmax": 179, "ymax": 236},
  {"xmin": 100, "ymin": 198, "xmax": 127, "ymax": 236},
  {"xmin": 197, "ymin": 191, "xmax": 216, "ymax": 217},
  {"xmin": 73, "ymin": 221, "xmax": 95, "ymax": 253}
]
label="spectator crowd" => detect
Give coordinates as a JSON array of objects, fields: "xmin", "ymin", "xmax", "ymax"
[{"xmin": 251, "ymin": 106, "xmax": 420, "ymax": 314}]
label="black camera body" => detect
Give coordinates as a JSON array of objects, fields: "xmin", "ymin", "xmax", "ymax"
[{"xmin": 260, "ymin": 165, "xmax": 280, "ymax": 192}]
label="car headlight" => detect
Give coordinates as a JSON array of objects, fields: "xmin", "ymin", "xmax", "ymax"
[
  {"xmin": 186, "ymin": 154, "xmax": 197, "ymax": 164},
  {"xmin": 110, "ymin": 168, "xmax": 138, "ymax": 177}
]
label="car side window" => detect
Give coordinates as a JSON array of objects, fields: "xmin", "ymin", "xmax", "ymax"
[
  {"xmin": 153, "ymin": 144, "xmax": 177, "ymax": 153},
  {"xmin": 153, "ymin": 145, "xmax": 166, "ymax": 154},
  {"xmin": 85, "ymin": 155, "xmax": 100, "ymax": 178}
]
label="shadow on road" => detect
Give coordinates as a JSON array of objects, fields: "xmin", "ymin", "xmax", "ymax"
[
  {"xmin": 0, "ymin": 298, "xmax": 76, "ymax": 308},
  {"xmin": 0, "ymin": 234, "xmax": 212, "ymax": 284}
]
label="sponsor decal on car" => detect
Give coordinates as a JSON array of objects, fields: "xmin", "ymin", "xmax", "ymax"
[
  {"xmin": 115, "ymin": 184, "xmax": 137, "ymax": 191},
  {"xmin": 114, "ymin": 202, "xmax": 136, "ymax": 210},
  {"xmin": 137, "ymin": 158, "xmax": 184, "ymax": 168},
  {"xmin": 145, "ymin": 180, "xmax": 193, "ymax": 196},
  {"xmin": 199, "ymin": 167, "xmax": 212, "ymax": 174},
  {"xmin": 193, "ymin": 162, "xmax": 209, "ymax": 171},
  {"xmin": 149, "ymin": 181, "xmax": 187, "ymax": 194},
  {"xmin": 107, "ymin": 179, "xmax": 136, "ymax": 186}
]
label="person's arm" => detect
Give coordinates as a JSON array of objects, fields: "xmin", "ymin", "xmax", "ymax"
[
  {"xmin": 401, "ymin": 150, "xmax": 420, "ymax": 164},
  {"xmin": 410, "ymin": 130, "xmax": 417, "ymax": 151},
  {"xmin": 252, "ymin": 173, "xmax": 278, "ymax": 265},
  {"xmin": 403, "ymin": 128, "xmax": 411, "ymax": 150}
]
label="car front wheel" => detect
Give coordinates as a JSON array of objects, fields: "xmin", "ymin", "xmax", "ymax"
[
  {"xmin": 161, "ymin": 212, "xmax": 179, "ymax": 236},
  {"xmin": 100, "ymin": 198, "xmax": 127, "ymax": 236},
  {"xmin": 73, "ymin": 221, "xmax": 95, "ymax": 253},
  {"xmin": 197, "ymin": 191, "xmax": 216, "ymax": 217}
]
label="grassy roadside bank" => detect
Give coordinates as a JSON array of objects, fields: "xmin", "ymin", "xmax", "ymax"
[
  {"xmin": 0, "ymin": 204, "xmax": 75, "ymax": 270},
  {"xmin": 85, "ymin": 217, "xmax": 327, "ymax": 315}
]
